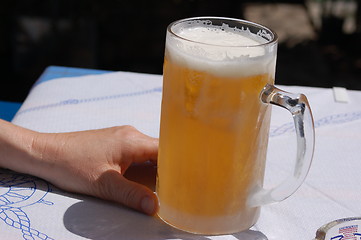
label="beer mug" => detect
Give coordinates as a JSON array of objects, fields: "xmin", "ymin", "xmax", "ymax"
[{"xmin": 156, "ymin": 17, "xmax": 315, "ymax": 235}]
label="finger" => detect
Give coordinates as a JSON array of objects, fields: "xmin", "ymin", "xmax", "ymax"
[
  {"xmin": 121, "ymin": 127, "xmax": 159, "ymax": 163},
  {"xmin": 132, "ymin": 136, "xmax": 158, "ymax": 163},
  {"xmin": 96, "ymin": 170, "xmax": 159, "ymax": 215}
]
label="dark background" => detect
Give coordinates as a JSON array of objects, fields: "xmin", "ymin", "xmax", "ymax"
[{"xmin": 1, "ymin": 0, "xmax": 361, "ymax": 102}]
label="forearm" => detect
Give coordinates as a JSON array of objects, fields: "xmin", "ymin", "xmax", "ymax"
[
  {"xmin": 0, "ymin": 119, "xmax": 105, "ymax": 191},
  {"xmin": 0, "ymin": 119, "xmax": 48, "ymax": 177}
]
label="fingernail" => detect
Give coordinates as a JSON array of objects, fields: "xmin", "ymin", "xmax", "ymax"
[{"xmin": 141, "ymin": 196, "xmax": 155, "ymax": 215}]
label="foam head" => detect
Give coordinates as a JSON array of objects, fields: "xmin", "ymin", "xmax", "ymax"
[{"xmin": 166, "ymin": 19, "xmax": 277, "ymax": 77}]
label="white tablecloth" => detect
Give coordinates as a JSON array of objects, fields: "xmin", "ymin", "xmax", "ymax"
[{"xmin": 3, "ymin": 71, "xmax": 360, "ymax": 240}]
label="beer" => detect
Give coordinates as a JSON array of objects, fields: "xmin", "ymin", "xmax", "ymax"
[{"xmin": 157, "ymin": 21, "xmax": 276, "ymax": 234}]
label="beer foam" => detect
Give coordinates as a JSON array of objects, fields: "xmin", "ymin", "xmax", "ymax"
[
  {"xmin": 178, "ymin": 27, "xmax": 267, "ymax": 56},
  {"xmin": 166, "ymin": 24, "xmax": 276, "ymax": 77}
]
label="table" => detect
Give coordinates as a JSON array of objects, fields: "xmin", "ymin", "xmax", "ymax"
[{"xmin": 2, "ymin": 66, "xmax": 361, "ymax": 240}]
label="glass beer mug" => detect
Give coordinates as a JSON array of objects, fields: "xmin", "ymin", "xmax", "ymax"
[{"xmin": 156, "ymin": 17, "xmax": 315, "ymax": 235}]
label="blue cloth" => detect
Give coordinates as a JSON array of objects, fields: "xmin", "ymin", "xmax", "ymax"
[
  {"xmin": 0, "ymin": 101, "xmax": 22, "ymax": 121},
  {"xmin": 35, "ymin": 66, "xmax": 110, "ymax": 85}
]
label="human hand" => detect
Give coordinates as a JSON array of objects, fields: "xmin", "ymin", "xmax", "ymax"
[{"xmin": 30, "ymin": 125, "xmax": 159, "ymax": 215}]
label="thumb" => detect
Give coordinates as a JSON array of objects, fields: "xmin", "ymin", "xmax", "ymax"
[{"xmin": 96, "ymin": 171, "xmax": 158, "ymax": 215}]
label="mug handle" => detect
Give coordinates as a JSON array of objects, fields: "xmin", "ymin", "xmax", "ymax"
[{"xmin": 248, "ymin": 84, "xmax": 315, "ymax": 207}]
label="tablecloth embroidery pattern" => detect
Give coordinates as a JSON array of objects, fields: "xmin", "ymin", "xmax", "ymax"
[
  {"xmin": 15, "ymin": 87, "xmax": 162, "ymax": 116},
  {"xmin": 270, "ymin": 110, "xmax": 361, "ymax": 137},
  {"xmin": 0, "ymin": 170, "xmax": 54, "ymax": 240}
]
